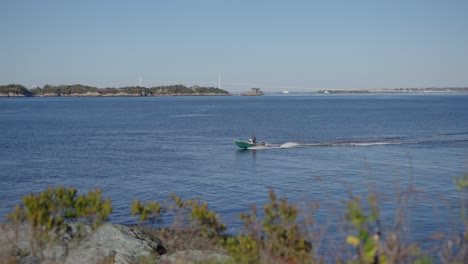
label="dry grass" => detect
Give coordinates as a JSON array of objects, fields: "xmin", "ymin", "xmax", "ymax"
[{"xmin": 131, "ymin": 226, "xmax": 227, "ymax": 255}]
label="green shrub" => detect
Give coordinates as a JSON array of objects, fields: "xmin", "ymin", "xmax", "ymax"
[
  {"xmin": 344, "ymin": 195, "xmax": 381, "ymax": 264},
  {"xmin": 169, "ymin": 194, "xmax": 226, "ymax": 239},
  {"xmin": 6, "ymin": 187, "xmax": 112, "ymax": 261},
  {"xmin": 344, "ymin": 192, "xmax": 430, "ymax": 263},
  {"xmin": 7, "ymin": 186, "xmax": 112, "ymax": 231},
  {"xmin": 225, "ymin": 189, "xmax": 313, "ymax": 264},
  {"xmin": 438, "ymin": 174, "xmax": 468, "ymax": 263},
  {"xmin": 131, "ymin": 194, "xmax": 226, "ymax": 239},
  {"xmin": 130, "ymin": 199, "xmax": 166, "ymax": 224}
]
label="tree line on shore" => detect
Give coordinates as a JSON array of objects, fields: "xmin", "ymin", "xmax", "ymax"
[{"xmin": 0, "ymin": 84, "xmax": 230, "ymax": 97}]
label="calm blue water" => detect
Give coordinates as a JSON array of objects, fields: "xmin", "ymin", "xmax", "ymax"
[{"xmin": 1, "ymin": 94, "xmax": 468, "ymax": 245}]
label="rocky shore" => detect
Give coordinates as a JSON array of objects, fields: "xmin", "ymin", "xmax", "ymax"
[{"xmin": 0, "ymin": 223, "xmax": 230, "ymax": 264}]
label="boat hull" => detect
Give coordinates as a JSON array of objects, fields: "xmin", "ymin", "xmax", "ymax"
[{"xmin": 234, "ymin": 140, "xmax": 257, "ymax": 149}]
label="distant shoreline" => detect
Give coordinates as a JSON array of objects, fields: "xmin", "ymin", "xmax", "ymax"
[
  {"xmin": 315, "ymin": 87, "xmax": 468, "ymax": 94},
  {"xmin": 0, "ymin": 84, "xmax": 231, "ymax": 97},
  {"xmin": 2, "ymin": 84, "xmax": 468, "ymax": 97},
  {"xmin": 0, "ymin": 93, "xmax": 232, "ymax": 97}
]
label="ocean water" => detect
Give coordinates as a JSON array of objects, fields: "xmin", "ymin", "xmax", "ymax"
[{"xmin": 1, "ymin": 94, "xmax": 468, "ymax": 247}]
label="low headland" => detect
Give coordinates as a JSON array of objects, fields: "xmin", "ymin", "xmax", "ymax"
[{"xmin": 0, "ymin": 84, "xmax": 230, "ymax": 97}]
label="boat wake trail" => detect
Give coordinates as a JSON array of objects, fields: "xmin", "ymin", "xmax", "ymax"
[
  {"xmin": 279, "ymin": 142, "xmax": 302, "ymax": 148},
  {"xmin": 248, "ymin": 132, "xmax": 468, "ymax": 150}
]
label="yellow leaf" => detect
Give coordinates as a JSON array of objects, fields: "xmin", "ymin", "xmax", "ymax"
[{"xmin": 346, "ymin": 235, "xmax": 360, "ymax": 247}]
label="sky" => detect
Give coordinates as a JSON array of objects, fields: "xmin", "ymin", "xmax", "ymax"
[{"xmin": 1, "ymin": 0, "xmax": 467, "ymax": 92}]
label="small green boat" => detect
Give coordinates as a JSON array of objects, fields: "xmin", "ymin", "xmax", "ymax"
[
  {"xmin": 234, "ymin": 139, "xmax": 264, "ymax": 149},
  {"xmin": 234, "ymin": 139, "xmax": 256, "ymax": 149}
]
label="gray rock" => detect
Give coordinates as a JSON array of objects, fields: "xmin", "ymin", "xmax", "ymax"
[
  {"xmin": 19, "ymin": 255, "xmax": 41, "ymax": 264},
  {"xmin": 0, "ymin": 223, "xmax": 33, "ymax": 260},
  {"xmin": 0, "ymin": 223, "xmax": 167, "ymax": 264}
]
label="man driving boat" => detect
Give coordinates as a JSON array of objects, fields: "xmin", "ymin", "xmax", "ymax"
[{"xmin": 249, "ymin": 135, "xmax": 257, "ymax": 144}]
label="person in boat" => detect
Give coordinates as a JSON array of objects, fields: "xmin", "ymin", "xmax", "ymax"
[{"xmin": 250, "ymin": 135, "xmax": 257, "ymax": 144}]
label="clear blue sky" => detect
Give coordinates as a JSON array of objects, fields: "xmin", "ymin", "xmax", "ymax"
[{"xmin": 2, "ymin": 0, "xmax": 467, "ymax": 92}]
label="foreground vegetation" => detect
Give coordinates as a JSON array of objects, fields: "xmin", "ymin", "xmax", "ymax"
[
  {"xmin": 0, "ymin": 84, "xmax": 230, "ymax": 96},
  {"xmin": 3, "ymin": 175, "xmax": 468, "ymax": 263}
]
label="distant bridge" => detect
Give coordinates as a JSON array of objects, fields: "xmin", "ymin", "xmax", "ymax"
[{"xmin": 144, "ymin": 80, "xmax": 319, "ymax": 93}]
